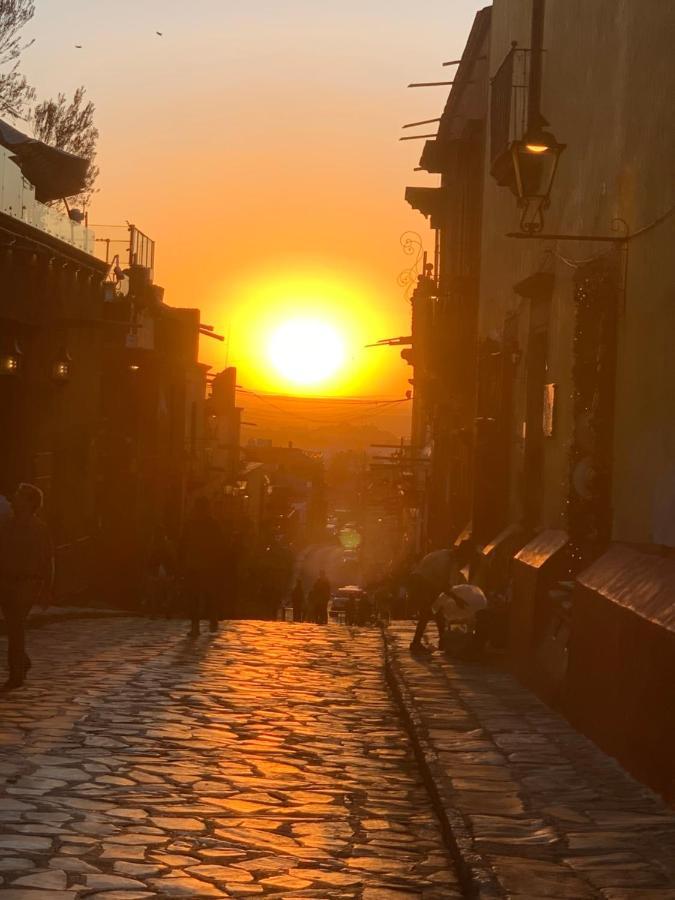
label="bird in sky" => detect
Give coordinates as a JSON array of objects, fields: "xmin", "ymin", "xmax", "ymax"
[
  {"xmin": 75, "ymin": 44, "xmax": 82, "ymax": 49},
  {"xmin": 156, "ymin": 31, "xmax": 163, "ymax": 36}
]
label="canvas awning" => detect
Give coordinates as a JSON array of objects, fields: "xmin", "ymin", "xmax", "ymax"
[{"xmin": 0, "ymin": 119, "xmax": 89, "ymax": 202}]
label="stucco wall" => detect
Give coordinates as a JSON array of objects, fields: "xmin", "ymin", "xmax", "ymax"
[{"xmin": 478, "ymin": 0, "xmax": 675, "ymax": 543}]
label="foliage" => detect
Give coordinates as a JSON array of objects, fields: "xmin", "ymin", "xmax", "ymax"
[
  {"xmin": 0, "ymin": 0, "xmax": 35, "ymax": 119},
  {"xmin": 31, "ymin": 86, "xmax": 99, "ymax": 204}
]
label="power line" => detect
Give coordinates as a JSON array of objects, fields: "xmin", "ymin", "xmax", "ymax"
[{"xmin": 236, "ymin": 387, "xmax": 408, "ymax": 404}]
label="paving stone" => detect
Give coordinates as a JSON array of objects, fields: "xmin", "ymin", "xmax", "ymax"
[
  {"xmin": 48, "ymin": 858, "xmax": 101, "ymax": 874},
  {"xmin": 12, "ymin": 870, "xmax": 68, "ymax": 891},
  {"xmin": 112, "ymin": 862, "xmax": 164, "ymax": 879},
  {"xmin": 149, "ymin": 817, "xmax": 205, "ymax": 832},
  {"xmin": 0, "ymin": 863, "xmax": 35, "ymax": 875},
  {"xmin": 147, "ymin": 876, "xmax": 224, "ymax": 896},
  {"xmin": 0, "ymin": 836, "xmax": 52, "ymax": 852},
  {"xmin": 85, "ymin": 874, "xmax": 148, "ymax": 890},
  {"xmin": 87, "ymin": 894, "xmax": 157, "ymax": 899},
  {"xmin": 0, "ymin": 892, "xmax": 78, "ymax": 899},
  {"xmin": 187, "ymin": 864, "xmax": 254, "ymax": 883}
]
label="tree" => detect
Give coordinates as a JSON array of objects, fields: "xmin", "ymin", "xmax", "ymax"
[
  {"xmin": 31, "ymin": 86, "xmax": 100, "ymax": 204},
  {"xmin": 0, "ymin": 0, "xmax": 35, "ymax": 119}
]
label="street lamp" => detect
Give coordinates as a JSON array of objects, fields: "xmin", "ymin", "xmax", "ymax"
[
  {"xmin": 510, "ymin": 127, "xmax": 566, "ymax": 233},
  {"xmin": 0, "ymin": 337, "xmax": 21, "ymax": 376},
  {"xmin": 51, "ymin": 347, "xmax": 73, "ymax": 384}
]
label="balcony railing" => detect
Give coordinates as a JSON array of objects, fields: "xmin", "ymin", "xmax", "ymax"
[
  {"xmin": 490, "ymin": 47, "xmax": 531, "ymax": 166},
  {"xmin": 0, "ymin": 146, "xmax": 96, "ymax": 255},
  {"xmin": 94, "ymin": 223, "xmax": 155, "ymax": 279}
]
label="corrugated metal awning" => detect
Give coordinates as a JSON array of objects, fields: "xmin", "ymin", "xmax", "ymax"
[{"xmin": 578, "ymin": 545, "xmax": 675, "ymax": 634}]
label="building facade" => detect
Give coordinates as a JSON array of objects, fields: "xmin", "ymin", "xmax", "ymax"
[
  {"xmin": 0, "ymin": 121, "xmax": 241, "ymax": 605},
  {"xmin": 404, "ymin": 0, "xmax": 675, "ymax": 798},
  {"xmin": 0, "ymin": 128, "xmax": 109, "ymax": 596}
]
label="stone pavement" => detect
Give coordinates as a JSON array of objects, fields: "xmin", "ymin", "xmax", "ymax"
[
  {"xmin": 0, "ymin": 618, "xmax": 459, "ymax": 899},
  {"xmin": 385, "ymin": 623, "xmax": 675, "ymax": 900}
]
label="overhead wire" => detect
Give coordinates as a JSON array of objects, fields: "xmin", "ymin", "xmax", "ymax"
[{"xmin": 237, "ymin": 388, "xmax": 411, "ymax": 429}]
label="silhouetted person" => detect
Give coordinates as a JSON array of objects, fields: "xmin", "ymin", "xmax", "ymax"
[
  {"xmin": 0, "ymin": 483, "xmax": 53, "ymax": 690},
  {"xmin": 408, "ymin": 543, "xmax": 471, "ymax": 654},
  {"xmin": 291, "ymin": 578, "xmax": 304, "ymax": 622},
  {"xmin": 309, "ymin": 570, "xmax": 330, "ymax": 624},
  {"xmin": 179, "ymin": 497, "xmax": 224, "ymax": 637}
]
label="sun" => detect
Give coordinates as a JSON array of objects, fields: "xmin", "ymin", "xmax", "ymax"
[{"xmin": 267, "ymin": 317, "xmax": 346, "ymax": 386}]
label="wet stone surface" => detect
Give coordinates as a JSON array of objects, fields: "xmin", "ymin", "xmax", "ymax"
[
  {"xmin": 0, "ymin": 618, "xmax": 459, "ymax": 898},
  {"xmin": 387, "ymin": 623, "xmax": 675, "ymax": 899}
]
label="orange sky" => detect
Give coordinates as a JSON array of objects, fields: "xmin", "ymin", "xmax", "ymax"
[{"xmin": 23, "ymin": 0, "xmax": 484, "ymax": 406}]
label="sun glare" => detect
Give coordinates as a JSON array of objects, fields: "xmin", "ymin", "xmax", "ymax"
[
  {"xmin": 217, "ymin": 266, "xmax": 397, "ymax": 396},
  {"xmin": 267, "ymin": 317, "xmax": 346, "ymax": 386}
]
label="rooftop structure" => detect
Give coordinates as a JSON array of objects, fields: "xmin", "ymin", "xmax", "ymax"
[{"xmin": 0, "ymin": 120, "xmax": 95, "ymax": 256}]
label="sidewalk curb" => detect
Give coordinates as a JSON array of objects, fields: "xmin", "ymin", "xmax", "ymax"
[{"xmin": 382, "ymin": 627, "xmax": 503, "ymax": 900}]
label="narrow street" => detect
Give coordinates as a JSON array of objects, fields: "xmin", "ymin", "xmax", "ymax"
[{"xmin": 0, "ymin": 618, "xmax": 459, "ymax": 899}]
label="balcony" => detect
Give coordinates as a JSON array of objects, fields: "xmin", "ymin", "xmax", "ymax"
[
  {"xmin": 490, "ymin": 47, "xmax": 531, "ymax": 186},
  {"xmin": 0, "ymin": 145, "xmax": 96, "ymax": 255}
]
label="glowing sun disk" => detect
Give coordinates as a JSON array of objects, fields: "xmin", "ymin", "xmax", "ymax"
[{"xmin": 267, "ymin": 317, "xmax": 346, "ymax": 385}]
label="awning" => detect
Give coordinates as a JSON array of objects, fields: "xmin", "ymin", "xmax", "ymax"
[{"xmin": 0, "ymin": 119, "xmax": 89, "ymax": 203}]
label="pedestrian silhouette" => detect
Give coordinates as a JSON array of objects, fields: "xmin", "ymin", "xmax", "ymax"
[
  {"xmin": 309, "ymin": 570, "xmax": 330, "ymax": 624},
  {"xmin": 0, "ymin": 483, "xmax": 53, "ymax": 690},
  {"xmin": 179, "ymin": 497, "xmax": 224, "ymax": 638}
]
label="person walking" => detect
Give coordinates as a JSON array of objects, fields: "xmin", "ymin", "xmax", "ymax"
[
  {"xmin": 408, "ymin": 542, "xmax": 471, "ymax": 655},
  {"xmin": 309, "ymin": 570, "xmax": 330, "ymax": 624},
  {"xmin": 0, "ymin": 483, "xmax": 53, "ymax": 690},
  {"xmin": 291, "ymin": 577, "xmax": 305, "ymax": 622},
  {"xmin": 179, "ymin": 496, "xmax": 224, "ymax": 638}
]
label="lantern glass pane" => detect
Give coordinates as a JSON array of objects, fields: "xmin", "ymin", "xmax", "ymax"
[{"xmin": 515, "ymin": 145, "xmax": 558, "ymax": 199}]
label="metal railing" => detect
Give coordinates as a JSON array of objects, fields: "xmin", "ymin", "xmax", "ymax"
[
  {"xmin": 129, "ymin": 225, "xmax": 155, "ymax": 275},
  {"xmin": 93, "ymin": 223, "xmax": 156, "ymax": 278}
]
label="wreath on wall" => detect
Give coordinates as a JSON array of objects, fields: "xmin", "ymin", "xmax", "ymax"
[{"xmin": 568, "ymin": 254, "xmax": 620, "ymax": 569}]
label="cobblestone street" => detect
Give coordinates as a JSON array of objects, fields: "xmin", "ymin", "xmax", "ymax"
[
  {"xmin": 386, "ymin": 624, "xmax": 675, "ymax": 900},
  {"xmin": 0, "ymin": 619, "xmax": 458, "ymax": 900}
]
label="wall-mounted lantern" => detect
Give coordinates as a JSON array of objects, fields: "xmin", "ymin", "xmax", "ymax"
[
  {"xmin": 0, "ymin": 337, "xmax": 22, "ymax": 376},
  {"xmin": 511, "ymin": 127, "xmax": 566, "ymax": 233},
  {"xmin": 51, "ymin": 347, "xmax": 73, "ymax": 383}
]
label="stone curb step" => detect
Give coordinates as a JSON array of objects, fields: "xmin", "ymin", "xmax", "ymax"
[{"xmin": 382, "ymin": 626, "xmax": 502, "ymax": 899}]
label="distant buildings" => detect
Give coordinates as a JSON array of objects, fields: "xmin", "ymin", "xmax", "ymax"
[{"xmin": 403, "ymin": 0, "xmax": 675, "ymax": 800}]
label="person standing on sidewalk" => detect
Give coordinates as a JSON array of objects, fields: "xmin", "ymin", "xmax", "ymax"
[
  {"xmin": 408, "ymin": 542, "xmax": 471, "ymax": 655},
  {"xmin": 0, "ymin": 483, "xmax": 54, "ymax": 690},
  {"xmin": 309, "ymin": 570, "xmax": 330, "ymax": 624},
  {"xmin": 179, "ymin": 496, "xmax": 224, "ymax": 638}
]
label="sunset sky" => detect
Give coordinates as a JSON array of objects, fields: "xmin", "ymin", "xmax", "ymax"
[{"xmin": 22, "ymin": 1, "xmax": 484, "ymax": 413}]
